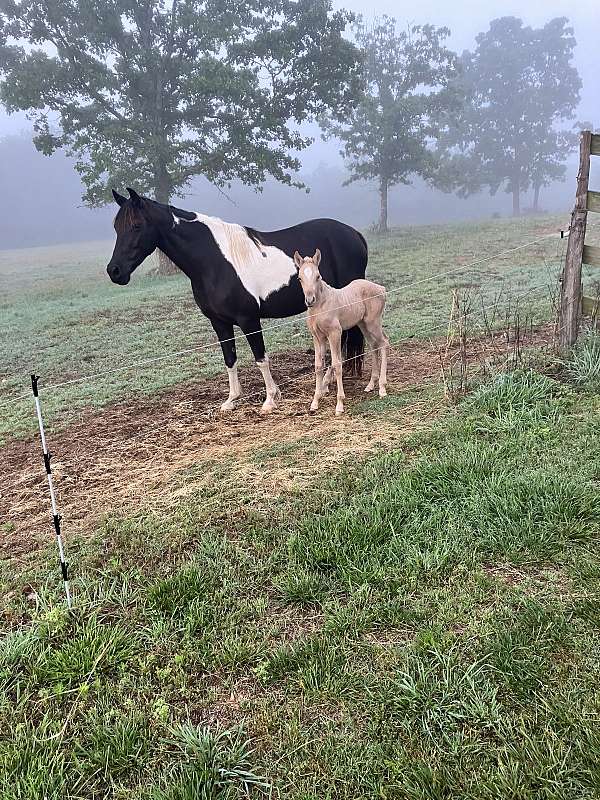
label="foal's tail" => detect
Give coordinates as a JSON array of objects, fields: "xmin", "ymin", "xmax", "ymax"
[{"xmin": 342, "ymin": 326, "xmax": 364, "ymax": 376}]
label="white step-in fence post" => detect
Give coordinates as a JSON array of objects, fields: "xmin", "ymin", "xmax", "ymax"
[{"xmin": 31, "ymin": 374, "xmax": 72, "ymax": 608}]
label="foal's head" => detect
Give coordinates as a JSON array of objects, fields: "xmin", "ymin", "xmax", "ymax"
[
  {"xmin": 294, "ymin": 249, "xmax": 323, "ymax": 308},
  {"xmin": 107, "ymin": 188, "xmax": 169, "ymax": 285}
]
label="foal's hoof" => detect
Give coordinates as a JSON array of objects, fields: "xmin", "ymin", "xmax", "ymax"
[
  {"xmin": 379, "ymin": 388, "xmax": 387, "ymax": 398},
  {"xmin": 335, "ymin": 406, "xmax": 345, "ymax": 416},
  {"xmin": 364, "ymin": 382, "xmax": 375, "ymax": 393},
  {"xmin": 260, "ymin": 401, "xmax": 276, "ymax": 415},
  {"xmin": 220, "ymin": 399, "xmax": 237, "ymax": 412}
]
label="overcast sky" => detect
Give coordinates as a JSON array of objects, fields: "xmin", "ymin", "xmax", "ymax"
[
  {"xmin": 1, "ymin": 0, "xmax": 598, "ymax": 157},
  {"xmin": 1, "ymin": 0, "xmax": 597, "ymax": 244},
  {"xmin": 335, "ymin": 0, "xmax": 599, "ymax": 119}
]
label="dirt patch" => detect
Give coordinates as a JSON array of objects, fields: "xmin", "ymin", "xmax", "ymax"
[
  {"xmin": 482, "ymin": 561, "xmax": 573, "ymax": 597},
  {"xmin": 0, "ymin": 330, "xmax": 554, "ymax": 563}
]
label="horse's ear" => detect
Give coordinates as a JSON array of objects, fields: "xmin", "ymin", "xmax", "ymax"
[
  {"xmin": 112, "ymin": 189, "xmax": 127, "ymax": 207},
  {"xmin": 293, "ymin": 251, "xmax": 303, "ymax": 270},
  {"xmin": 126, "ymin": 187, "xmax": 142, "ymax": 207},
  {"xmin": 314, "ymin": 248, "xmax": 321, "ymax": 267}
]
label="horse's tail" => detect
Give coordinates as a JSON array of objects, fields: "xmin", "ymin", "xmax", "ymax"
[{"xmin": 342, "ymin": 325, "xmax": 364, "ymax": 376}]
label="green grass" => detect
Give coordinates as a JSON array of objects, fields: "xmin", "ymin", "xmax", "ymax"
[
  {"xmin": 0, "ymin": 212, "xmax": 585, "ymax": 443},
  {"xmin": 565, "ymin": 330, "xmax": 600, "ymax": 389},
  {"xmin": 3, "ymin": 215, "xmax": 600, "ymax": 797},
  {"xmin": 1, "ymin": 363, "xmax": 600, "ymax": 798}
]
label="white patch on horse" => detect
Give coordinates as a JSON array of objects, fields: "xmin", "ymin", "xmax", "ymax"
[
  {"xmin": 302, "ymin": 266, "xmax": 312, "ymax": 279},
  {"xmin": 183, "ymin": 213, "xmax": 296, "ymax": 303}
]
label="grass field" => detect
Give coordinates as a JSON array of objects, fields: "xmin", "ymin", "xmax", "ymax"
[
  {"xmin": 2, "ymin": 213, "xmax": 600, "ymax": 799},
  {"xmin": 0, "ymin": 212, "xmax": 586, "ymax": 444}
]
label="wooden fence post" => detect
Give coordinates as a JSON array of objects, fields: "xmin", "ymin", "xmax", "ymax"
[{"xmin": 558, "ymin": 130, "xmax": 592, "ymax": 350}]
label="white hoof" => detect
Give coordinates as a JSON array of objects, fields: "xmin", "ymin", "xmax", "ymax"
[
  {"xmin": 379, "ymin": 387, "xmax": 387, "ymax": 398},
  {"xmin": 364, "ymin": 381, "xmax": 375, "ymax": 393},
  {"xmin": 260, "ymin": 400, "xmax": 276, "ymax": 415},
  {"xmin": 310, "ymin": 400, "xmax": 319, "ymax": 412},
  {"xmin": 335, "ymin": 405, "xmax": 344, "ymax": 416},
  {"xmin": 221, "ymin": 399, "xmax": 237, "ymax": 411}
]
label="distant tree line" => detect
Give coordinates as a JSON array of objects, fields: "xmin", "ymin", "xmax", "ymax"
[
  {"xmin": 0, "ymin": 1, "xmax": 587, "ymax": 242},
  {"xmin": 328, "ymin": 15, "xmax": 583, "ymax": 231}
]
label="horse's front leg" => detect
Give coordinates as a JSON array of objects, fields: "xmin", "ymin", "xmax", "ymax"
[
  {"xmin": 210, "ymin": 318, "xmax": 240, "ymax": 411},
  {"xmin": 310, "ymin": 334, "xmax": 327, "ymax": 412},
  {"xmin": 240, "ymin": 319, "xmax": 280, "ymax": 414},
  {"xmin": 328, "ymin": 327, "xmax": 345, "ymax": 415}
]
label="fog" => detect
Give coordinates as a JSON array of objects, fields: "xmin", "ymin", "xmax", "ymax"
[{"xmin": 1, "ymin": 0, "xmax": 599, "ymax": 250}]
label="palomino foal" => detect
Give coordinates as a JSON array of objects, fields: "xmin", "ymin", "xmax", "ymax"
[{"xmin": 294, "ymin": 249, "xmax": 389, "ymax": 415}]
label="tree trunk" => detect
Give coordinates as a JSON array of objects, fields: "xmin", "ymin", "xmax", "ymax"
[
  {"xmin": 379, "ymin": 177, "xmax": 388, "ymax": 233},
  {"xmin": 512, "ymin": 147, "xmax": 521, "ymax": 217},
  {"xmin": 155, "ymin": 165, "xmax": 179, "ymax": 276},
  {"xmin": 512, "ymin": 185, "xmax": 520, "ymax": 217},
  {"xmin": 533, "ymin": 184, "xmax": 541, "ymax": 213},
  {"xmin": 156, "ymin": 249, "xmax": 177, "ymax": 276}
]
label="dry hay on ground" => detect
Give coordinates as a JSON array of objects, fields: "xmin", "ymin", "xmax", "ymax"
[{"xmin": 0, "ymin": 329, "xmax": 553, "ymax": 563}]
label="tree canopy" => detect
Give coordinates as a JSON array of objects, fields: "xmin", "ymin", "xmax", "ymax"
[
  {"xmin": 446, "ymin": 16, "xmax": 581, "ymax": 215},
  {"xmin": 0, "ymin": 0, "xmax": 361, "ymax": 210},
  {"xmin": 323, "ymin": 16, "xmax": 460, "ymax": 232}
]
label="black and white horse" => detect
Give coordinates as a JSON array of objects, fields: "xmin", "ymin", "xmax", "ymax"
[{"xmin": 107, "ymin": 188, "xmax": 367, "ymax": 413}]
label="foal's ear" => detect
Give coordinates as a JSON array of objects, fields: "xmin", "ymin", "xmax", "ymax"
[
  {"xmin": 293, "ymin": 251, "xmax": 303, "ymax": 270},
  {"xmin": 112, "ymin": 189, "xmax": 127, "ymax": 207},
  {"xmin": 313, "ymin": 248, "xmax": 321, "ymax": 267},
  {"xmin": 126, "ymin": 187, "xmax": 142, "ymax": 207}
]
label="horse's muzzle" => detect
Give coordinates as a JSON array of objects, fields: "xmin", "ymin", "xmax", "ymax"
[{"xmin": 107, "ymin": 264, "xmax": 130, "ymax": 285}]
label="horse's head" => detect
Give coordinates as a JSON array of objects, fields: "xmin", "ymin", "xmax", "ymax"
[
  {"xmin": 294, "ymin": 249, "xmax": 322, "ymax": 308},
  {"xmin": 107, "ymin": 188, "xmax": 162, "ymax": 285}
]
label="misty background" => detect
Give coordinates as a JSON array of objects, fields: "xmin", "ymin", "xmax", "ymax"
[{"xmin": 1, "ymin": 0, "xmax": 598, "ymax": 250}]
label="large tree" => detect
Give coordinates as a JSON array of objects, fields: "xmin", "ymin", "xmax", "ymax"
[
  {"xmin": 447, "ymin": 16, "xmax": 581, "ymax": 216},
  {"xmin": 0, "ymin": 0, "xmax": 361, "ymax": 271},
  {"xmin": 323, "ymin": 16, "xmax": 460, "ymax": 233}
]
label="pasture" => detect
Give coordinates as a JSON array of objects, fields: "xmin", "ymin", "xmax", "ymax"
[{"xmin": 2, "ymin": 213, "xmax": 600, "ymax": 799}]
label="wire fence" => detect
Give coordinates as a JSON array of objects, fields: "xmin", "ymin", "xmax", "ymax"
[
  {"xmin": 0, "ymin": 225, "xmax": 569, "ymax": 610},
  {"xmin": 0, "ymin": 229, "xmax": 565, "ymax": 411},
  {"xmin": 0, "ymin": 273, "xmax": 559, "ymax": 504}
]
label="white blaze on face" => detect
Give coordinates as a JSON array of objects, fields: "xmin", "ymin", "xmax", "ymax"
[
  {"xmin": 302, "ymin": 265, "xmax": 313, "ymax": 279},
  {"xmin": 184, "ymin": 212, "xmax": 296, "ymax": 303}
]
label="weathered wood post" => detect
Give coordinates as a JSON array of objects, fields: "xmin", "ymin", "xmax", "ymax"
[{"xmin": 558, "ymin": 131, "xmax": 592, "ymax": 350}]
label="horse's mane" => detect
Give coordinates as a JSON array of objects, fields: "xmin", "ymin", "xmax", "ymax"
[
  {"xmin": 191, "ymin": 213, "xmax": 266, "ymax": 267},
  {"xmin": 114, "ymin": 204, "xmax": 144, "ymax": 233}
]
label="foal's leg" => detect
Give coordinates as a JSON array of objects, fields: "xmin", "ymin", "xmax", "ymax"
[
  {"xmin": 361, "ymin": 326, "xmax": 380, "ymax": 393},
  {"xmin": 328, "ymin": 326, "xmax": 345, "ymax": 415},
  {"xmin": 240, "ymin": 319, "xmax": 280, "ymax": 413},
  {"xmin": 378, "ymin": 334, "xmax": 389, "ymax": 397},
  {"xmin": 210, "ymin": 318, "xmax": 240, "ymax": 411},
  {"xmin": 365, "ymin": 319, "xmax": 389, "ymax": 398},
  {"xmin": 365, "ymin": 348, "xmax": 380, "ymax": 393},
  {"xmin": 310, "ymin": 334, "xmax": 328, "ymax": 412}
]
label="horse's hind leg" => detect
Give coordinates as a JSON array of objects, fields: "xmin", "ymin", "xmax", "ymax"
[
  {"xmin": 364, "ymin": 319, "xmax": 388, "ymax": 397},
  {"xmin": 364, "ymin": 348, "xmax": 380, "ymax": 393},
  {"xmin": 211, "ymin": 318, "xmax": 240, "ymax": 411},
  {"xmin": 378, "ymin": 336, "xmax": 388, "ymax": 397},
  {"xmin": 240, "ymin": 319, "xmax": 280, "ymax": 414},
  {"xmin": 361, "ymin": 326, "xmax": 380, "ymax": 393}
]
